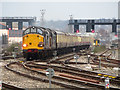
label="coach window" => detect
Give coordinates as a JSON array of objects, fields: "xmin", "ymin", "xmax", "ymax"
[{"xmin": 37, "ymin": 29, "xmax": 43, "ymax": 35}]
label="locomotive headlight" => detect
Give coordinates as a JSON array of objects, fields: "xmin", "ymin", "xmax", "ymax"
[
  {"xmin": 23, "ymin": 44, "xmax": 28, "ymax": 47},
  {"xmin": 38, "ymin": 42, "xmax": 44, "ymax": 47}
]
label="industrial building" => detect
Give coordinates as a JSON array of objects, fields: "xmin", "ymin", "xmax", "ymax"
[
  {"xmin": 0, "ymin": 17, "xmax": 35, "ymax": 44},
  {"xmin": 0, "ymin": 23, "xmax": 24, "ymax": 44}
]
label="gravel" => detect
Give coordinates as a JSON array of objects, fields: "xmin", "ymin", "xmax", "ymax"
[
  {"xmin": 9, "ymin": 63, "xmax": 96, "ymax": 89},
  {"xmin": 0, "ymin": 52, "xmax": 119, "ymax": 89},
  {"xmin": 0, "ymin": 59, "xmax": 63, "ymax": 89}
]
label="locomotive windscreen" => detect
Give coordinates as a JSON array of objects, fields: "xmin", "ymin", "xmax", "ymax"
[
  {"xmin": 23, "ymin": 27, "xmax": 43, "ymax": 36},
  {"xmin": 23, "ymin": 28, "xmax": 30, "ymax": 35}
]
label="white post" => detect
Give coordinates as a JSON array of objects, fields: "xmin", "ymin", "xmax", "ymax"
[
  {"xmin": 49, "ymin": 72, "xmax": 51, "ymax": 88},
  {"xmin": 76, "ymin": 58, "xmax": 77, "ymax": 66},
  {"xmin": 0, "ymin": 63, "xmax": 2, "ymax": 90},
  {"xmin": 105, "ymin": 78, "xmax": 110, "ymax": 89},
  {"xmin": 88, "ymin": 55, "xmax": 90, "ymax": 64},
  {"xmin": 46, "ymin": 68, "xmax": 54, "ymax": 88},
  {"xmin": 99, "ymin": 57, "xmax": 101, "ymax": 70}
]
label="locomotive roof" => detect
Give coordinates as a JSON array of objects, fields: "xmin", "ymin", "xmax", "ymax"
[
  {"xmin": 55, "ymin": 30, "xmax": 66, "ymax": 35},
  {"xmin": 24, "ymin": 26, "xmax": 81, "ymax": 37}
]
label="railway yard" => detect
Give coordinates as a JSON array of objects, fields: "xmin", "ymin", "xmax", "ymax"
[
  {"xmin": 1, "ymin": 1, "xmax": 120, "ymax": 89},
  {"xmin": 1, "ymin": 48, "xmax": 120, "ymax": 90}
]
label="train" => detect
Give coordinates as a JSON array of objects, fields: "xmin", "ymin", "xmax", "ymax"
[
  {"xmin": 22, "ymin": 26, "xmax": 94, "ymax": 60},
  {"xmin": 93, "ymin": 39, "xmax": 100, "ymax": 46}
]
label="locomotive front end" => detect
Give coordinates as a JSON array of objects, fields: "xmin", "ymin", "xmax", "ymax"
[{"xmin": 22, "ymin": 26, "xmax": 44, "ymax": 60}]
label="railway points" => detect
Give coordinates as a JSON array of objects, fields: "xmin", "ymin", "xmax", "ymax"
[
  {"xmin": 4, "ymin": 61, "xmax": 118, "ymax": 89},
  {"xmin": 0, "ymin": 47, "xmax": 120, "ymax": 89},
  {"xmin": 2, "ymin": 82, "xmax": 24, "ymax": 90},
  {"xmin": 0, "ymin": 14, "xmax": 120, "ymax": 89}
]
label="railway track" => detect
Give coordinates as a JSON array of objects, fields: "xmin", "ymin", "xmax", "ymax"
[
  {"xmin": 3, "ymin": 49, "xmax": 120, "ymax": 89},
  {"xmin": 26, "ymin": 49, "xmax": 119, "ymax": 80},
  {"xmin": 5, "ymin": 61, "xmax": 119, "ymax": 89},
  {"xmin": 47, "ymin": 49, "xmax": 120, "ymax": 66},
  {"xmin": 5, "ymin": 62, "xmax": 96, "ymax": 89},
  {"xmin": 3, "ymin": 48, "xmax": 119, "ymax": 66},
  {"xmin": 77, "ymin": 49, "xmax": 120, "ymax": 68},
  {"xmin": 2, "ymin": 82, "xmax": 24, "ymax": 90},
  {"xmin": 25, "ymin": 61, "xmax": 120, "ymax": 87}
]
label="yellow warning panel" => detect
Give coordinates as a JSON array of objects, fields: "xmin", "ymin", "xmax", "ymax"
[
  {"xmin": 98, "ymin": 74, "xmax": 102, "ymax": 76},
  {"xmin": 108, "ymin": 76, "xmax": 112, "ymax": 78},
  {"xmin": 112, "ymin": 77, "xmax": 116, "ymax": 79},
  {"xmin": 104, "ymin": 75, "xmax": 108, "ymax": 77},
  {"xmin": 19, "ymin": 61, "xmax": 24, "ymax": 63}
]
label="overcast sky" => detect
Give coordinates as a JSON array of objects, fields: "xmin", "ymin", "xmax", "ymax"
[{"xmin": 0, "ymin": 0, "xmax": 119, "ymax": 21}]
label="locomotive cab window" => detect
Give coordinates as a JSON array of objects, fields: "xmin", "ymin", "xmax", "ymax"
[
  {"xmin": 37, "ymin": 29, "xmax": 43, "ymax": 35},
  {"xmin": 98, "ymin": 40, "xmax": 100, "ymax": 43},
  {"xmin": 31, "ymin": 27, "xmax": 37, "ymax": 33},
  {"xmin": 23, "ymin": 29, "xmax": 30, "ymax": 35}
]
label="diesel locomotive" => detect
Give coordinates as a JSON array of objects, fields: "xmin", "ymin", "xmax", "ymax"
[{"xmin": 22, "ymin": 26, "xmax": 93, "ymax": 60}]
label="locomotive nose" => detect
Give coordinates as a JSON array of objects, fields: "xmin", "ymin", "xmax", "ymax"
[
  {"xmin": 38, "ymin": 42, "xmax": 44, "ymax": 47},
  {"xmin": 29, "ymin": 43, "xmax": 32, "ymax": 45}
]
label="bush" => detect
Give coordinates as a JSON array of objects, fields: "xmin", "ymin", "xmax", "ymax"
[
  {"xmin": 93, "ymin": 45, "xmax": 106, "ymax": 53},
  {"xmin": 5, "ymin": 43, "xmax": 22, "ymax": 53}
]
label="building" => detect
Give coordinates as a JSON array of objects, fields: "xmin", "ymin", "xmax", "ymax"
[
  {"xmin": 0, "ymin": 29, "xmax": 8, "ymax": 36},
  {"xmin": 0, "ymin": 24, "xmax": 8, "ymax": 44},
  {"xmin": 8, "ymin": 30, "xmax": 23, "ymax": 43},
  {"xmin": 0, "ymin": 23, "xmax": 25, "ymax": 44}
]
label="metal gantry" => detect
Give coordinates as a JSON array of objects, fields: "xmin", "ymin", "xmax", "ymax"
[
  {"xmin": 0, "ymin": 17, "xmax": 36, "ymax": 30},
  {"xmin": 68, "ymin": 19, "xmax": 120, "ymax": 33}
]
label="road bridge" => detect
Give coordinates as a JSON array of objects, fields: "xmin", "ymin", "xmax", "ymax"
[
  {"xmin": 0, "ymin": 17, "xmax": 36, "ymax": 30},
  {"xmin": 68, "ymin": 19, "xmax": 120, "ymax": 33}
]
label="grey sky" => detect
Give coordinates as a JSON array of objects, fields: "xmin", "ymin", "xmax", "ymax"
[{"xmin": 1, "ymin": 1, "xmax": 119, "ymax": 21}]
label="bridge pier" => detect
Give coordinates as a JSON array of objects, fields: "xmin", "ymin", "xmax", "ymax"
[
  {"xmin": 1, "ymin": 17, "xmax": 36, "ymax": 30},
  {"xmin": 112, "ymin": 20, "xmax": 117, "ymax": 32},
  {"xmin": 18, "ymin": 22, "xmax": 23, "ymax": 30},
  {"xmin": 6, "ymin": 22, "xmax": 12, "ymax": 30},
  {"xmin": 69, "ymin": 19, "xmax": 120, "ymax": 33},
  {"xmin": 29, "ymin": 21, "xmax": 33, "ymax": 27},
  {"xmin": 86, "ymin": 20, "xmax": 91, "ymax": 32}
]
